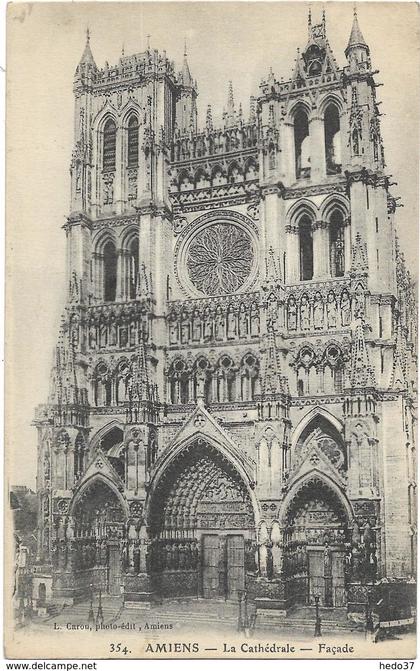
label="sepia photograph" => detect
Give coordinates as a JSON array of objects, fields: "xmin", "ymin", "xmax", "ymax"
[{"xmin": 5, "ymin": 0, "xmax": 419, "ymax": 660}]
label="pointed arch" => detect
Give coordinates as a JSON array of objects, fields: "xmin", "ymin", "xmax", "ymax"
[
  {"xmin": 178, "ymin": 168, "xmax": 193, "ymax": 191},
  {"xmin": 146, "ymin": 433, "xmax": 260, "ymax": 528},
  {"xmin": 244, "ymin": 157, "xmax": 258, "ymax": 181},
  {"xmin": 211, "ymin": 163, "xmax": 226, "ymax": 186},
  {"xmin": 120, "ymin": 226, "xmax": 139, "ymax": 299},
  {"xmin": 69, "ymin": 472, "xmax": 129, "ymax": 518},
  {"xmin": 285, "ymin": 99, "xmax": 312, "ymax": 124},
  {"xmin": 92, "ymin": 104, "xmax": 118, "ymax": 131},
  {"xmin": 120, "ymin": 224, "xmax": 139, "ymax": 251},
  {"xmin": 286, "ymin": 198, "xmax": 318, "ymax": 227},
  {"xmin": 90, "ymin": 420, "xmax": 125, "ymax": 451},
  {"xmin": 280, "ymin": 469, "xmax": 354, "ymax": 526},
  {"xmin": 227, "ymin": 160, "xmax": 243, "ymax": 183},
  {"xmin": 320, "ymin": 193, "xmax": 349, "ymax": 221},
  {"xmin": 92, "ymin": 228, "xmax": 117, "ymax": 254},
  {"xmin": 286, "ymin": 201, "xmax": 317, "ymax": 282},
  {"xmin": 194, "ymin": 167, "xmax": 209, "ymax": 189},
  {"xmin": 291, "ymin": 406, "xmax": 344, "ymax": 452},
  {"xmin": 318, "ymin": 92, "xmax": 344, "ymax": 117},
  {"xmin": 120, "ymin": 100, "xmax": 143, "ymax": 125}
]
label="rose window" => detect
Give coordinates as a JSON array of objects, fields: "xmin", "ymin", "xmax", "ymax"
[{"xmin": 186, "ymin": 223, "xmax": 254, "ymax": 296}]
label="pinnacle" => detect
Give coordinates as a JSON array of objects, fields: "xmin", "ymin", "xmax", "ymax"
[
  {"xmin": 347, "ymin": 7, "xmax": 368, "ymax": 51},
  {"xmin": 227, "ymin": 80, "xmax": 235, "ymax": 110},
  {"xmin": 78, "ymin": 27, "xmax": 97, "ymax": 69},
  {"xmin": 206, "ymin": 104, "xmax": 213, "ymax": 131},
  {"xmin": 181, "ymin": 40, "xmax": 193, "ymax": 87}
]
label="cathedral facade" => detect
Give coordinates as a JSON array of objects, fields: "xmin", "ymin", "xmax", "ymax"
[{"xmin": 33, "ymin": 10, "xmax": 417, "ymax": 614}]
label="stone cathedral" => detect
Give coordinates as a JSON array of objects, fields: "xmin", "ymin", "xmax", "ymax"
[{"xmin": 33, "ymin": 10, "xmax": 417, "ymax": 615}]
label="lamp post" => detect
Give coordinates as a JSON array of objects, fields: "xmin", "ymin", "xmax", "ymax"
[
  {"xmin": 237, "ymin": 589, "xmax": 249, "ymax": 633},
  {"xmin": 365, "ymin": 589, "xmax": 374, "ymax": 635},
  {"xmin": 96, "ymin": 586, "xmax": 104, "ymax": 625},
  {"xmin": 88, "ymin": 583, "xmax": 94, "ymax": 625},
  {"xmin": 314, "ymin": 593, "xmax": 322, "ymax": 637}
]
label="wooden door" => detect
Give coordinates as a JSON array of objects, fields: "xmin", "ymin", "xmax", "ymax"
[
  {"xmin": 108, "ymin": 545, "xmax": 121, "ymax": 596},
  {"xmin": 202, "ymin": 535, "xmax": 220, "ymax": 599},
  {"xmin": 308, "ymin": 550, "xmax": 325, "ymax": 604},
  {"xmin": 332, "ymin": 551, "xmax": 346, "ymax": 606},
  {"xmin": 226, "ymin": 535, "xmax": 245, "ymax": 601}
]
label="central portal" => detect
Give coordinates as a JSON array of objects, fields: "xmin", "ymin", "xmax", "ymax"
[{"xmin": 148, "ymin": 439, "xmax": 255, "ymax": 601}]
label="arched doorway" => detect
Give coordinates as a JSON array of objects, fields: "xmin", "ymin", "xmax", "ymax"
[
  {"xmin": 71, "ymin": 479, "xmax": 127, "ymax": 596},
  {"xmin": 148, "ymin": 438, "xmax": 256, "ymax": 601},
  {"xmin": 282, "ymin": 476, "xmax": 351, "ymax": 608}
]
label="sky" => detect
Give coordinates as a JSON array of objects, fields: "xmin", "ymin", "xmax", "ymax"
[{"xmin": 6, "ymin": 1, "xmax": 420, "ymax": 488}]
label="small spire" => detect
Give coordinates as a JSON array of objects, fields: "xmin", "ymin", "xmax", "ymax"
[
  {"xmin": 261, "ymin": 321, "xmax": 286, "ymax": 398},
  {"xmin": 147, "ymin": 33, "xmax": 151, "ymax": 50},
  {"xmin": 121, "ymin": 42, "xmax": 125, "ymax": 57},
  {"xmin": 308, "ymin": 5, "xmax": 312, "ymax": 37},
  {"xmin": 249, "ymin": 96, "xmax": 256, "ymax": 123},
  {"xmin": 224, "ymin": 80, "xmax": 236, "ymax": 127},
  {"xmin": 228, "ymin": 80, "xmax": 234, "ymax": 109},
  {"xmin": 346, "ymin": 5, "xmax": 368, "ymax": 54},
  {"xmin": 78, "ymin": 26, "xmax": 97, "ymax": 69},
  {"xmin": 181, "ymin": 40, "xmax": 193, "ymax": 87}
]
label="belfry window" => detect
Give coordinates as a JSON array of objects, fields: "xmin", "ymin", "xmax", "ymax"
[
  {"xmin": 324, "ymin": 104, "xmax": 341, "ymax": 174},
  {"xmin": 305, "ymin": 44, "xmax": 323, "ymax": 77},
  {"xmin": 103, "ymin": 119, "xmax": 116, "ymax": 172},
  {"xmin": 294, "ymin": 109, "xmax": 310, "ymax": 179},
  {"xmin": 299, "ymin": 216, "xmax": 313, "ymax": 281},
  {"xmin": 329, "ymin": 211, "xmax": 345, "ymax": 277},
  {"xmin": 127, "ymin": 115, "xmax": 139, "ymax": 168},
  {"xmin": 103, "ymin": 241, "xmax": 117, "ymax": 302},
  {"xmin": 129, "ymin": 237, "xmax": 139, "ymax": 300}
]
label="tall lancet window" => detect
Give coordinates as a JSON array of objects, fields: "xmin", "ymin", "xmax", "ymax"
[
  {"xmin": 299, "ymin": 215, "xmax": 313, "ymax": 281},
  {"xmin": 324, "ymin": 104, "xmax": 341, "ymax": 174},
  {"xmin": 127, "ymin": 115, "xmax": 139, "ymax": 168},
  {"xmin": 103, "ymin": 119, "xmax": 116, "ymax": 171},
  {"xmin": 129, "ymin": 237, "xmax": 139, "ymax": 300},
  {"xmin": 329, "ymin": 211, "xmax": 345, "ymax": 277},
  {"xmin": 294, "ymin": 109, "xmax": 310, "ymax": 179},
  {"xmin": 103, "ymin": 240, "xmax": 117, "ymax": 302}
]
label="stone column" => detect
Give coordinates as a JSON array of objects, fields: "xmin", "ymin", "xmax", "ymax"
[
  {"xmin": 114, "ymin": 125, "xmax": 123, "ymax": 213},
  {"xmin": 313, "ymin": 220, "xmax": 329, "ymax": 279},
  {"xmin": 281, "ymin": 121, "xmax": 296, "ymax": 183},
  {"xmin": 286, "ymin": 225, "xmax": 299, "ymax": 282},
  {"xmin": 92, "ymin": 252, "xmax": 103, "ymax": 301},
  {"xmin": 116, "ymin": 248, "xmax": 124, "ymax": 301},
  {"xmin": 309, "ymin": 114, "xmax": 326, "ymax": 183},
  {"xmin": 344, "ymin": 217, "xmax": 352, "ymax": 273}
]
